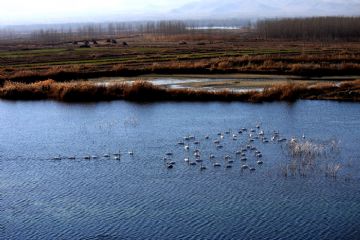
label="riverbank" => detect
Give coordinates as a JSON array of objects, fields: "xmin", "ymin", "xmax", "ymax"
[{"xmin": 1, "ymin": 79, "xmax": 359, "ymax": 102}]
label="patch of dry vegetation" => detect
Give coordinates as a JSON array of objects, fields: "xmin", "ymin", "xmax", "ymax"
[
  {"xmin": 0, "ymin": 37, "xmax": 359, "ymax": 83},
  {"xmin": 0, "ymin": 79, "xmax": 359, "ymax": 102},
  {"xmin": 280, "ymin": 139, "xmax": 342, "ymax": 178}
]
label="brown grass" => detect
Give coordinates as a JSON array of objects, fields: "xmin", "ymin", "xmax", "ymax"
[
  {"xmin": 0, "ymin": 79, "xmax": 359, "ymax": 102},
  {"xmin": 0, "ymin": 39, "xmax": 359, "ymax": 82}
]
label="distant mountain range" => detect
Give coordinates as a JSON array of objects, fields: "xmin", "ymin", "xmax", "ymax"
[
  {"xmin": 169, "ymin": 0, "xmax": 360, "ymax": 19},
  {"xmin": 1, "ymin": 0, "xmax": 359, "ymax": 26}
]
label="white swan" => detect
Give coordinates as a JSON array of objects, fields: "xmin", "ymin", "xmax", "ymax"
[{"xmin": 241, "ymin": 165, "xmax": 249, "ymax": 170}]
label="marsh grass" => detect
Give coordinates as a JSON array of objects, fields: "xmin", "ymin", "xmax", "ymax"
[
  {"xmin": 1, "ymin": 45, "xmax": 359, "ymax": 82},
  {"xmin": 0, "ymin": 79, "xmax": 359, "ymax": 102},
  {"xmin": 280, "ymin": 139, "xmax": 342, "ymax": 178}
]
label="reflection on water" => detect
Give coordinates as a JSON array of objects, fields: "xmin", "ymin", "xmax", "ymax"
[{"xmin": 1, "ymin": 100, "xmax": 360, "ymax": 239}]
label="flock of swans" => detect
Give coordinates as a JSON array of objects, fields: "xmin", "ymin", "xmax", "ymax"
[
  {"xmin": 163, "ymin": 124, "xmax": 296, "ymax": 172},
  {"xmin": 51, "ymin": 123, "xmax": 300, "ymax": 173},
  {"xmin": 52, "ymin": 150, "xmax": 134, "ymax": 161}
]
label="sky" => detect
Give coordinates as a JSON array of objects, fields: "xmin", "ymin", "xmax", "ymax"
[{"xmin": 0, "ymin": 0, "xmax": 359, "ymax": 25}]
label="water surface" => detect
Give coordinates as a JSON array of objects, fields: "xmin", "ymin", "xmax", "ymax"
[{"xmin": 1, "ymin": 100, "xmax": 360, "ymax": 240}]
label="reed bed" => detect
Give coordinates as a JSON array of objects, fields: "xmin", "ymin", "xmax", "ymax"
[
  {"xmin": 281, "ymin": 139, "xmax": 342, "ymax": 178},
  {"xmin": 0, "ymin": 79, "xmax": 359, "ymax": 102}
]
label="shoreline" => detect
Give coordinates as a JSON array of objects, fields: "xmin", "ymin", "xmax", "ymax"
[{"xmin": 0, "ymin": 79, "xmax": 359, "ymax": 103}]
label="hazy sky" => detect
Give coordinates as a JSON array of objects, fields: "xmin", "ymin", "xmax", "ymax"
[{"xmin": 0, "ymin": 0, "xmax": 359, "ymax": 25}]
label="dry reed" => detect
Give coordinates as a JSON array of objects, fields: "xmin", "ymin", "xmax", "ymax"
[
  {"xmin": 281, "ymin": 139, "xmax": 342, "ymax": 178},
  {"xmin": 0, "ymin": 79, "xmax": 359, "ymax": 102}
]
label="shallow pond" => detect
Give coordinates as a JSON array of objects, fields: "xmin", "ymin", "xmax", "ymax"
[
  {"xmin": 1, "ymin": 100, "xmax": 360, "ymax": 240},
  {"xmin": 89, "ymin": 74, "xmax": 360, "ymax": 92}
]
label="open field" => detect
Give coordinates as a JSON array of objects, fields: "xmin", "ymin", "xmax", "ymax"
[{"xmin": 0, "ymin": 33, "xmax": 360, "ymax": 83}]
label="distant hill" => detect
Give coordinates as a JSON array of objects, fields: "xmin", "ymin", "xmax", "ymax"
[
  {"xmin": 170, "ymin": 0, "xmax": 360, "ymax": 19},
  {"xmin": 1, "ymin": 0, "xmax": 359, "ymax": 26}
]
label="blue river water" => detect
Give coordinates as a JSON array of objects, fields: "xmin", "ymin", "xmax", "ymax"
[{"xmin": 1, "ymin": 100, "xmax": 359, "ymax": 240}]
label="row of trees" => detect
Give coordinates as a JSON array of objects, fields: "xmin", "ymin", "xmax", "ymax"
[
  {"xmin": 4, "ymin": 17, "xmax": 359, "ymax": 43},
  {"xmin": 28, "ymin": 21, "xmax": 188, "ymax": 43},
  {"xmin": 2, "ymin": 21, "xmax": 189, "ymax": 43},
  {"xmin": 256, "ymin": 17, "xmax": 360, "ymax": 40},
  {"xmin": 1, "ymin": 19, "xmax": 250, "ymax": 43}
]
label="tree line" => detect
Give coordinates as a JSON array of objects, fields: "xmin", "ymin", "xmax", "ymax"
[
  {"xmin": 0, "ymin": 19, "xmax": 251, "ymax": 43},
  {"xmin": 28, "ymin": 21, "xmax": 189, "ymax": 43},
  {"xmin": 256, "ymin": 17, "xmax": 360, "ymax": 41}
]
